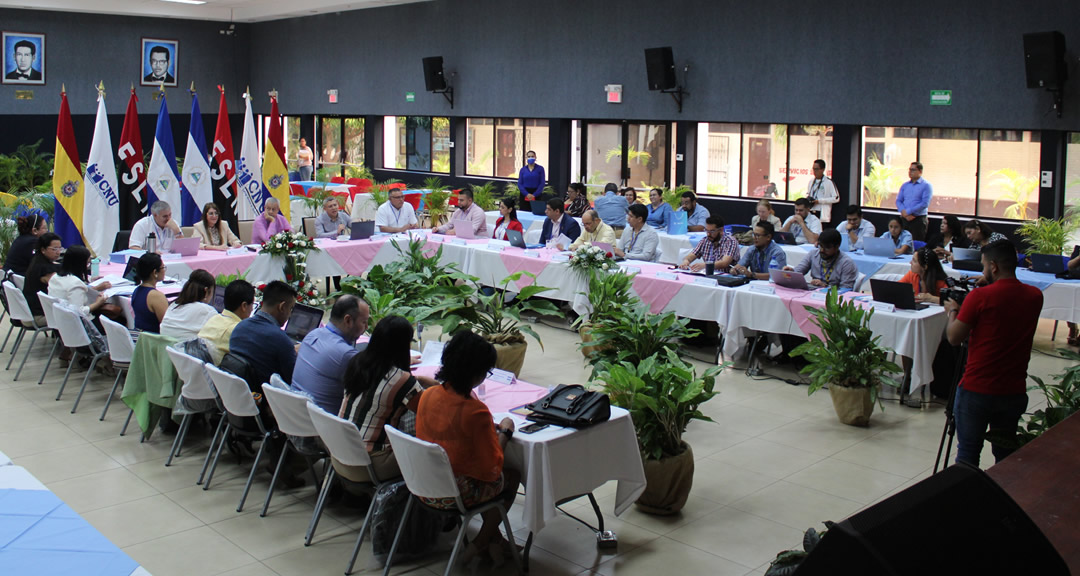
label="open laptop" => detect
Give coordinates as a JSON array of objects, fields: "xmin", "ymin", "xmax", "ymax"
[
  {"xmin": 169, "ymin": 237, "xmax": 201, "ymax": 257},
  {"xmin": 505, "ymin": 228, "xmax": 527, "ymax": 249},
  {"xmin": 121, "ymin": 255, "xmax": 141, "ymax": 283},
  {"xmin": 283, "ymin": 303, "xmax": 324, "ymax": 343},
  {"xmin": 454, "ymin": 224, "xmax": 478, "ymax": 240},
  {"xmin": 863, "ymin": 236, "xmax": 900, "ymax": 259},
  {"xmin": 773, "ymin": 231, "xmax": 797, "ymax": 245},
  {"xmin": 951, "ymin": 247, "xmax": 983, "ymax": 272},
  {"xmin": 350, "ymin": 220, "xmax": 376, "ymax": 240},
  {"xmin": 530, "ymin": 200, "xmax": 548, "ymax": 216},
  {"xmin": 769, "ymin": 268, "xmax": 809, "ymax": 290},
  {"xmin": 1031, "ymin": 253, "xmax": 1066, "ymax": 275},
  {"xmin": 212, "ymin": 284, "xmax": 226, "ymax": 313},
  {"xmin": 870, "ymin": 278, "xmax": 929, "ymax": 310}
]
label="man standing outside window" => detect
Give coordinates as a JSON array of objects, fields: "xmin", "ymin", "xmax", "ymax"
[
  {"xmin": 806, "ymin": 159, "xmax": 838, "ymax": 224},
  {"xmin": 896, "ymin": 161, "xmax": 932, "ymax": 241},
  {"xmin": 297, "ymin": 138, "xmax": 314, "ymax": 181}
]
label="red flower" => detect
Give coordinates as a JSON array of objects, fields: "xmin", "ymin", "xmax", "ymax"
[
  {"xmin": 606, "ymin": 252, "xmax": 614, "ymax": 258},
  {"xmin": 307, "ymin": 290, "xmax": 315, "ymax": 296},
  {"xmin": 286, "ymin": 274, "xmax": 294, "ymax": 281},
  {"xmin": 257, "ymin": 283, "xmax": 267, "ymax": 291},
  {"xmin": 298, "ymin": 280, "xmax": 305, "ymax": 288},
  {"xmin": 288, "ymin": 242, "xmax": 296, "ymax": 248}
]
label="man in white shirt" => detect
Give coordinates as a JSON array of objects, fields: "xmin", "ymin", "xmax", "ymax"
[
  {"xmin": 129, "ymin": 200, "xmax": 183, "ymax": 252},
  {"xmin": 843, "ymin": 205, "xmax": 877, "ymax": 251},
  {"xmin": 806, "ymin": 159, "xmax": 838, "ymax": 223},
  {"xmin": 782, "ymin": 198, "xmax": 822, "ymax": 245},
  {"xmin": 375, "ymin": 189, "xmax": 419, "ymax": 233},
  {"xmin": 296, "ymin": 138, "xmax": 314, "ymax": 181},
  {"xmin": 614, "ymin": 204, "xmax": 659, "ymax": 262}
]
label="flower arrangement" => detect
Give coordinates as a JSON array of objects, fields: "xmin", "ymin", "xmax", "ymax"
[
  {"xmin": 568, "ymin": 242, "xmax": 616, "ymax": 279},
  {"xmin": 258, "ymin": 230, "xmax": 319, "ymax": 257},
  {"xmin": 258, "ymin": 231, "xmax": 325, "ymax": 307}
]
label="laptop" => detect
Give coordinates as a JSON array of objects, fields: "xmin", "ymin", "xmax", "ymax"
[
  {"xmin": 530, "ymin": 200, "xmax": 548, "ymax": 216},
  {"xmin": 769, "ymin": 268, "xmax": 809, "ymax": 290},
  {"xmin": 870, "ymin": 278, "xmax": 929, "ymax": 310},
  {"xmin": 1031, "ymin": 253, "xmax": 1066, "ymax": 275},
  {"xmin": 454, "ymin": 224, "xmax": 477, "ymax": 240},
  {"xmin": 676, "ymin": 269, "xmax": 750, "ymax": 287},
  {"xmin": 774, "ymin": 231, "xmax": 798, "ymax": 245},
  {"xmin": 350, "ymin": 220, "xmax": 376, "ymax": 240},
  {"xmin": 283, "ymin": 303, "xmax": 324, "ymax": 343},
  {"xmin": 951, "ymin": 247, "xmax": 983, "ymax": 272},
  {"xmin": 121, "ymin": 255, "xmax": 141, "ymax": 284},
  {"xmin": 212, "ymin": 284, "xmax": 226, "ymax": 313},
  {"xmin": 169, "ymin": 237, "xmax": 201, "ymax": 257},
  {"xmin": 505, "ymin": 228, "xmax": 527, "ymax": 249},
  {"xmin": 863, "ymin": 236, "xmax": 900, "ymax": 259}
]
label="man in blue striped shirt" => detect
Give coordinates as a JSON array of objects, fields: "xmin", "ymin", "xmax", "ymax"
[{"xmin": 896, "ymin": 161, "xmax": 933, "ymax": 241}]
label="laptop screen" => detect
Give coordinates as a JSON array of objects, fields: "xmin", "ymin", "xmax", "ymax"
[
  {"xmin": 122, "ymin": 255, "xmax": 141, "ymax": 283},
  {"xmin": 212, "ymin": 285, "xmax": 226, "ymax": 313},
  {"xmin": 283, "ymin": 303, "xmax": 323, "ymax": 342}
]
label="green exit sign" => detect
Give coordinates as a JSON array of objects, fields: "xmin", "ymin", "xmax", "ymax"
[
  {"xmin": 405, "ymin": 92, "xmax": 415, "ymax": 102},
  {"xmin": 930, "ymin": 90, "xmax": 952, "ymax": 106}
]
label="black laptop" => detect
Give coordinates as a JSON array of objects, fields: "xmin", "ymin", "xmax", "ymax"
[
  {"xmin": 350, "ymin": 220, "xmax": 376, "ymax": 240},
  {"xmin": 774, "ymin": 231, "xmax": 798, "ymax": 245},
  {"xmin": 283, "ymin": 303, "xmax": 324, "ymax": 343},
  {"xmin": 1030, "ymin": 253, "xmax": 1066, "ymax": 275},
  {"xmin": 529, "ymin": 200, "xmax": 548, "ymax": 216},
  {"xmin": 951, "ymin": 247, "xmax": 983, "ymax": 272},
  {"xmin": 212, "ymin": 284, "xmax": 226, "ymax": 313},
  {"xmin": 870, "ymin": 278, "xmax": 929, "ymax": 311},
  {"xmin": 121, "ymin": 255, "xmax": 141, "ymax": 283}
]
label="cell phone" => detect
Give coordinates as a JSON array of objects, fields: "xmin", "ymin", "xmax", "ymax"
[{"xmin": 520, "ymin": 422, "xmax": 550, "ymax": 434}]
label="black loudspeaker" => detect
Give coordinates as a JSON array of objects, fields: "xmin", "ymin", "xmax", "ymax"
[
  {"xmin": 422, "ymin": 56, "xmax": 446, "ymax": 92},
  {"xmin": 1024, "ymin": 31, "xmax": 1067, "ymax": 89},
  {"xmin": 645, "ymin": 47, "xmax": 676, "ymax": 91},
  {"xmin": 794, "ymin": 464, "xmax": 1068, "ymax": 575}
]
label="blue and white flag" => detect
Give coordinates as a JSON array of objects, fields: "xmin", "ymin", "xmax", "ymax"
[
  {"xmin": 181, "ymin": 92, "xmax": 212, "ymax": 226},
  {"xmin": 82, "ymin": 92, "xmax": 121, "ymax": 258},
  {"xmin": 235, "ymin": 91, "xmax": 263, "ymax": 220},
  {"xmin": 146, "ymin": 95, "xmax": 182, "ymax": 214}
]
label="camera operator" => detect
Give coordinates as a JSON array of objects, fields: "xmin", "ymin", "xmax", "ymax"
[{"xmin": 944, "ymin": 239, "xmax": 1042, "ymax": 467}]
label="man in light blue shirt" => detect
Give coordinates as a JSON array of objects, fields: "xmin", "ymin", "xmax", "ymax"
[
  {"xmin": 677, "ymin": 190, "xmax": 711, "ymax": 232},
  {"xmin": 843, "ymin": 205, "xmax": 876, "ymax": 251},
  {"xmin": 291, "ymin": 295, "xmax": 369, "ymax": 413},
  {"xmin": 593, "ymin": 182, "xmax": 629, "ymax": 229},
  {"xmin": 895, "ymin": 161, "xmax": 933, "ymax": 241},
  {"xmin": 732, "ymin": 221, "xmax": 787, "ymax": 281}
]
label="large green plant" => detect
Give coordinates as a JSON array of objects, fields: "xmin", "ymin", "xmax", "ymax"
[
  {"xmin": 0, "ymin": 140, "xmax": 53, "ymax": 192},
  {"xmin": 789, "ymin": 288, "xmax": 901, "ymax": 406},
  {"xmin": 433, "ymin": 271, "xmax": 561, "ymax": 348},
  {"xmin": 214, "ymin": 270, "xmax": 249, "ymax": 287},
  {"xmin": 765, "ymin": 524, "xmax": 835, "ymax": 576},
  {"xmin": 583, "ymin": 303, "xmax": 698, "ymax": 374},
  {"xmin": 862, "ymin": 154, "xmax": 901, "ymax": 208},
  {"xmin": 1016, "ymin": 217, "xmax": 1077, "ymax": 255},
  {"xmin": 0, "ymin": 203, "xmax": 19, "ymax": 264},
  {"xmin": 469, "ymin": 181, "xmax": 499, "ymax": 211},
  {"xmin": 425, "ymin": 187, "xmax": 451, "ymax": 227},
  {"xmin": 571, "ymin": 268, "xmax": 637, "ymax": 329},
  {"xmin": 301, "ymin": 186, "xmax": 332, "ymax": 215},
  {"xmin": 998, "ymin": 348, "xmax": 1080, "ymax": 449},
  {"xmin": 596, "ymin": 348, "xmax": 722, "ymax": 460},
  {"xmin": 990, "ymin": 168, "xmax": 1038, "ymax": 220}
]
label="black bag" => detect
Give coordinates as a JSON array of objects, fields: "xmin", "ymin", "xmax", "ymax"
[
  {"xmin": 525, "ymin": 384, "xmax": 610, "ymax": 428},
  {"xmin": 371, "ymin": 480, "xmax": 441, "ymax": 561}
]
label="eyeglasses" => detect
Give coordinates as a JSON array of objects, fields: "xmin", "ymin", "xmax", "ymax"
[
  {"xmin": 390, "ymin": 195, "xmax": 404, "ymax": 200},
  {"xmin": 206, "ymin": 211, "xmax": 219, "ymax": 216},
  {"xmin": 752, "ymin": 232, "xmax": 768, "ymax": 237}
]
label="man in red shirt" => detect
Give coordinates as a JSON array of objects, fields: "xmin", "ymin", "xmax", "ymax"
[{"xmin": 945, "ymin": 240, "xmax": 1042, "ymax": 467}]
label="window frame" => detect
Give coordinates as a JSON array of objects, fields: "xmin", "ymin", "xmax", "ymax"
[{"xmin": 464, "ymin": 117, "xmax": 550, "ymax": 180}]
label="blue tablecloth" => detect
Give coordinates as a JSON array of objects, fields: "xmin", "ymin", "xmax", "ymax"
[{"xmin": 1016, "ymin": 268, "xmax": 1080, "ymax": 291}]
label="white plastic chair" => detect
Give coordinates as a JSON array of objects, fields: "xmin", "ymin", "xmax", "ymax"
[
  {"xmin": 118, "ymin": 295, "xmax": 136, "ymax": 329},
  {"xmin": 383, "ymin": 425, "xmax": 522, "ymax": 576},
  {"xmin": 165, "ymin": 347, "xmax": 221, "ymax": 473},
  {"xmin": 203, "ymin": 363, "xmax": 272, "ymax": 512},
  {"xmin": 99, "ymin": 315, "xmax": 136, "ymax": 429},
  {"xmin": 51, "ymin": 304, "xmax": 109, "ymax": 414},
  {"xmin": 3, "ymin": 282, "xmax": 51, "ymax": 381},
  {"xmin": 259, "ymin": 383, "xmax": 325, "ymax": 517},
  {"xmin": 9, "ymin": 273, "xmax": 24, "ymax": 290},
  {"xmin": 35, "ymin": 293, "xmax": 63, "ymax": 385},
  {"xmin": 853, "ymin": 271, "xmax": 868, "ymax": 293},
  {"xmin": 306, "ymin": 402, "xmax": 383, "ymax": 570}
]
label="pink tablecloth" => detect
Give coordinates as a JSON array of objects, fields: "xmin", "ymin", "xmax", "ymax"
[
  {"xmin": 499, "ymin": 251, "xmax": 551, "ymax": 290},
  {"xmin": 318, "ymin": 238, "xmax": 386, "ymax": 276},
  {"xmin": 776, "ymin": 286, "xmax": 873, "ymax": 341},
  {"xmin": 631, "ymin": 265, "xmax": 700, "ymax": 314},
  {"xmin": 411, "ymin": 365, "xmax": 548, "ymax": 412},
  {"xmin": 100, "ymin": 250, "xmax": 256, "ymax": 279}
]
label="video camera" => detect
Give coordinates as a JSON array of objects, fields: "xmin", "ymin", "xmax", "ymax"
[{"xmin": 940, "ymin": 276, "xmax": 978, "ymax": 307}]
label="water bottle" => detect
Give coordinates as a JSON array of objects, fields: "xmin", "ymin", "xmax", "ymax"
[
  {"xmin": 769, "ymin": 258, "xmax": 780, "ymax": 270},
  {"xmin": 90, "ymin": 257, "xmax": 100, "ymax": 278},
  {"xmin": 146, "ymin": 232, "xmax": 157, "ymax": 253}
]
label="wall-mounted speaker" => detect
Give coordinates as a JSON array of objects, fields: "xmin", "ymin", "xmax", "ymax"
[
  {"xmin": 1024, "ymin": 31, "xmax": 1067, "ymax": 89},
  {"xmin": 422, "ymin": 56, "xmax": 447, "ymax": 92},
  {"xmin": 645, "ymin": 47, "xmax": 676, "ymax": 91}
]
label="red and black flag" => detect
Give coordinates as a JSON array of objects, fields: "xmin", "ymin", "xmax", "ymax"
[
  {"xmin": 210, "ymin": 85, "xmax": 238, "ymax": 229},
  {"xmin": 116, "ymin": 87, "xmax": 147, "ymax": 229}
]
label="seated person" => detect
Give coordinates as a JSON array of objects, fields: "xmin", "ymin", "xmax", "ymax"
[
  {"xmin": 130, "ymin": 200, "xmax": 183, "ymax": 252},
  {"xmin": 4, "ymin": 208, "xmax": 48, "ymax": 275},
  {"xmin": 614, "ymin": 204, "xmax": 660, "ymax": 262},
  {"xmin": 160, "ymin": 269, "xmax": 218, "ymax": 341},
  {"xmin": 964, "ymin": 219, "xmax": 1007, "ymax": 250},
  {"xmin": 539, "ymin": 198, "xmax": 581, "ymax": 247},
  {"xmin": 375, "ymin": 189, "xmax": 419, "ymax": 233},
  {"xmin": 564, "ymin": 182, "xmax": 590, "ymax": 218},
  {"xmin": 23, "ymin": 233, "xmax": 63, "ymax": 324},
  {"xmin": 198, "ymin": 279, "xmax": 255, "ymax": 364},
  {"xmin": 880, "ymin": 215, "xmax": 914, "ymax": 255},
  {"xmin": 193, "ymin": 202, "xmax": 242, "ymax": 250},
  {"xmin": 292, "ymin": 295, "xmax": 369, "ymax": 414},
  {"xmin": 567, "ymin": 210, "xmax": 616, "ymax": 251},
  {"xmin": 336, "ymin": 315, "xmax": 439, "ymax": 484},
  {"xmin": 781, "ymin": 198, "xmax": 822, "ymax": 245},
  {"xmin": 645, "ymin": 188, "xmax": 674, "ymax": 230},
  {"xmin": 130, "ymin": 253, "xmax": 169, "ymax": 333},
  {"xmin": 844, "ymin": 205, "xmax": 876, "ymax": 251},
  {"xmin": 228, "ymin": 280, "xmax": 299, "ymax": 389},
  {"xmin": 252, "ymin": 197, "xmax": 292, "ymax": 244},
  {"xmin": 492, "ymin": 198, "xmax": 524, "ymax": 241},
  {"xmin": 786, "ymin": 228, "xmax": 858, "ymax": 289},
  {"xmin": 416, "ymin": 331, "xmax": 520, "ymax": 565},
  {"xmin": 750, "ymin": 198, "xmax": 782, "ymax": 230},
  {"xmin": 593, "ymin": 183, "xmax": 629, "ymax": 229},
  {"xmin": 900, "ymin": 247, "xmax": 949, "ymax": 304},
  {"xmin": 623, "ymin": 187, "xmax": 640, "ymax": 206},
  {"xmin": 732, "ymin": 221, "xmax": 787, "ymax": 280},
  {"xmin": 927, "ymin": 215, "xmax": 963, "ymax": 261},
  {"xmin": 47, "ymin": 244, "xmax": 114, "ymax": 318},
  {"xmin": 435, "ymin": 188, "xmax": 487, "ymax": 236},
  {"xmin": 679, "ymin": 216, "xmax": 739, "ymax": 273},
  {"xmin": 315, "ymin": 197, "xmax": 351, "ymax": 238},
  {"xmin": 676, "ymin": 190, "xmax": 710, "ymax": 232}
]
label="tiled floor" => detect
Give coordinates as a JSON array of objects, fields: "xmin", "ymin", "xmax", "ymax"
[{"xmin": 0, "ymin": 317, "xmax": 1069, "ymax": 576}]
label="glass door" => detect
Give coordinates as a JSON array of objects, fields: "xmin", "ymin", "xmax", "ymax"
[{"xmin": 580, "ymin": 121, "xmax": 670, "ymax": 194}]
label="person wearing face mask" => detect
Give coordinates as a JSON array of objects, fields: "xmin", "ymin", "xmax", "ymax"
[{"xmin": 517, "ymin": 150, "xmax": 546, "ymax": 203}]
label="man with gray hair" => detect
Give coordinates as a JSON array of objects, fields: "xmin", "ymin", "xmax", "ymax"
[
  {"xmin": 314, "ymin": 196, "xmax": 351, "ymax": 238},
  {"xmin": 291, "ymin": 294, "xmax": 370, "ymax": 413},
  {"xmin": 129, "ymin": 200, "xmax": 183, "ymax": 252},
  {"xmin": 252, "ymin": 196, "xmax": 292, "ymax": 244},
  {"xmin": 567, "ymin": 209, "xmax": 616, "ymax": 251}
]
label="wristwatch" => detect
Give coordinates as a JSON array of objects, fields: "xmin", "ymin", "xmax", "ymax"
[{"xmin": 498, "ymin": 427, "xmax": 514, "ymax": 439}]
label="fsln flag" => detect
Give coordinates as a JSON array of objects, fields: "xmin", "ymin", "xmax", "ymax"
[
  {"xmin": 210, "ymin": 85, "xmax": 238, "ymax": 229},
  {"xmin": 52, "ymin": 89, "xmax": 85, "ymax": 248},
  {"xmin": 117, "ymin": 88, "xmax": 147, "ymax": 229},
  {"xmin": 146, "ymin": 94, "xmax": 182, "ymax": 214},
  {"xmin": 181, "ymin": 91, "xmax": 212, "ymax": 226},
  {"xmin": 82, "ymin": 90, "xmax": 121, "ymax": 258},
  {"xmin": 235, "ymin": 91, "xmax": 263, "ymax": 221},
  {"xmin": 262, "ymin": 96, "xmax": 291, "ymax": 221}
]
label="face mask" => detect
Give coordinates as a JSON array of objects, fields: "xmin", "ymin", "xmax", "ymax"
[{"xmin": 527, "ymin": 158, "xmax": 535, "ymax": 165}]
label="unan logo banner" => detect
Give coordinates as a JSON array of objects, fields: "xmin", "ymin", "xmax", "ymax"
[{"xmin": 60, "ymin": 180, "xmax": 80, "ymax": 198}]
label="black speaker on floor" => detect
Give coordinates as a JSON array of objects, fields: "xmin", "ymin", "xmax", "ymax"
[
  {"xmin": 645, "ymin": 47, "xmax": 676, "ymax": 91},
  {"xmin": 1024, "ymin": 31, "xmax": 1067, "ymax": 89},
  {"xmin": 794, "ymin": 464, "xmax": 1068, "ymax": 575},
  {"xmin": 422, "ymin": 56, "xmax": 447, "ymax": 92}
]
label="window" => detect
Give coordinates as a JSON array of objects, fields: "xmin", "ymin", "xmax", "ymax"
[
  {"xmin": 343, "ymin": 118, "xmax": 365, "ymax": 178},
  {"xmin": 466, "ymin": 118, "xmax": 549, "ymax": 178},
  {"xmin": 382, "ymin": 116, "xmax": 450, "ymax": 173},
  {"xmin": 320, "ymin": 117, "xmax": 342, "ymax": 175},
  {"xmin": 1067, "ymin": 133, "xmax": 1080, "ymax": 211},
  {"xmin": 860, "ymin": 127, "xmax": 1041, "ymax": 219},
  {"xmin": 285, "ymin": 116, "xmax": 300, "ymax": 171},
  {"xmin": 694, "ymin": 123, "xmax": 833, "ymax": 200}
]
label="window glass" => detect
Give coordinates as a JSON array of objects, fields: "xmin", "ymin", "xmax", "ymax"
[
  {"xmin": 586, "ymin": 124, "xmax": 622, "ymax": 191},
  {"xmin": 343, "ymin": 118, "xmax": 364, "ymax": 177},
  {"xmin": 695, "ymin": 122, "xmax": 740, "ymax": 196},
  {"xmin": 861, "ymin": 126, "xmax": 917, "ymax": 208},
  {"xmin": 919, "ymin": 128, "xmax": 978, "ymax": 215},
  {"xmin": 432, "ymin": 117, "xmax": 450, "ymax": 174},
  {"xmin": 627, "ymin": 123, "xmax": 667, "ymax": 189},
  {"xmin": 787, "ymin": 125, "xmax": 834, "ymax": 201},
  {"xmin": 525, "ymin": 119, "xmax": 550, "ymax": 182},
  {"xmin": 285, "ymin": 116, "xmax": 300, "ymax": 171},
  {"xmin": 977, "ymin": 130, "xmax": 1040, "ymax": 220},
  {"xmin": 1067, "ymin": 133, "xmax": 1080, "ymax": 212},
  {"xmin": 466, "ymin": 118, "xmax": 495, "ymax": 177},
  {"xmin": 320, "ymin": 117, "xmax": 342, "ymax": 176},
  {"xmin": 742, "ymin": 124, "xmax": 787, "ymax": 200}
]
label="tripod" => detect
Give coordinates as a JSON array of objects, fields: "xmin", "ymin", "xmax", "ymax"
[{"xmin": 933, "ymin": 341, "xmax": 968, "ymax": 474}]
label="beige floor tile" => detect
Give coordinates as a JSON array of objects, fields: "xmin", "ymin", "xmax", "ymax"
[
  {"xmin": 262, "ymin": 527, "xmax": 442, "ymax": 576},
  {"xmin": 666, "ymin": 506, "xmax": 803, "ymax": 570},
  {"xmin": 832, "ymin": 435, "xmax": 940, "ymax": 478},
  {"xmin": 592, "ymin": 535, "xmax": 751, "ymax": 576},
  {"xmin": 704, "ymin": 404, "xmax": 799, "ymax": 438},
  {"xmin": 730, "ymin": 480, "xmax": 863, "ymax": 531},
  {"xmin": 48, "ymin": 466, "xmax": 158, "ymax": 513},
  {"xmin": 124, "ymin": 526, "xmax": 258, "ymax": 576},
  {"xmin": 211, "ymin": 495, "xmax": 348, "ymax": 560},
  {"xmin": 165, "ymin": 477, "xmax": 268, "ymax": 525},
  {"xmin": 708, "ymin": 438, "xmax": 824, "ymax": 479},
  {"xmin": 681, "ymin": 419, "xmax": 751, "ymax": 460},
  {"xmin": 514, "ymin": 514, "xmax": 660, "ymax": 571},
  {"xmin": 758, "ymin": 416, "xmax": 877, "ymax": 457},
  {"xmin": 0, "ymin": 402, "xmax": 59, "ymax": 434},
  {"xmin": 93, "ymin": 432, "xmax": 179, "ymax": 466},
  {"xmin": 736, "ymin": 386, "xmax": 834, "ymax": 419},
  {"xmin": 216, "ymin": 563, "xmax": 282, "ymax": 576},
  {"xmin": 82, "ymin": 493, "xmax": 203, "ymax": 547},
  {"xmin": 0, "ymin": 421, "xmax": 88, "ymax": 458},
  {"xmin": 12, "ymin": 443, "xmax": 121, "ymax": 483},
  {"xmin": 592, "ymin": 492, "xmax": 723, "ymax": 536},
  {"xmin": 784, "ymin": 458, "xmax": 909, "ymax": 505},
  {"xmin": 688, "ymin": 457, "xmax": 780, "ymax": 505}
]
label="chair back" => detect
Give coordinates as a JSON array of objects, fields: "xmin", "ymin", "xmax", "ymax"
[
  {"xmin": 118, "ymin": 295, "xmax": 136, "ymax": 329},
  {"xmin": 302, "ymin": 217, "xmax": 318, "ymax": 238},
  {"xmin": 261, "ymin": 383, "xmax": 318, "ymax": 438},
  {"xmin": 52, "ymin": 305, "xmax": 91, "ymax": 348},
  {"xmin": 330, "ymin": 176, "xmax": 345, "ymax": 184},
  {"xmin": 3, "ymin": 282, "xmax": 34, "ymax": 323},
  {"xmin": 181, "ymin": 226, "xmax": 195, "ymax": 239},
  {"xmin": 238, "ymin": 220, "xmax": 254, "ymax": 245},
  {"xmin": 206, "ymin": 364, "xmax": 260, "ymax": 418},
  {"xmin": 289, "ymin": 183, "xmax": 307, "ymax": 197},
  {"xmin": 269, "ymin": 373, "xmax": 289, "ymax": 390},
  {"xmin": 100, "ymin": 315, "xmax": 136, "ymax": 364},
  {"xmin": 9, "ymin": 274, "xmax": 24, "ymax": 290},
  {"xmin": 307, "ymin": 402, "xmax": 373, "ymax": 469},
  {"xmin": 403, "ymin": 193, "xmax": 422, "ymax": 211},
  {"xmin": 384, "ymin": 424, "xmax": 462, "ymax": 509},
  {"xmin": 166, "ymin": 346, "xmax": 216, "ymax": 402},
  {"xmin": 37, "ymin": 292, "xmax": 60, "ymax": 330}
]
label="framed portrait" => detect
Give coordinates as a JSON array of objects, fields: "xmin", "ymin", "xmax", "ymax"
[
  {"xmin": 2, "ymin": 31, "xmax": 45, "ymax": 85},
  {"xmin": 140, "ymin": 37, "xmax": 178, "ymax": 87}
]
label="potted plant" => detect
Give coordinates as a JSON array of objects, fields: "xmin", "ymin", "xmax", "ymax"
[
  {"xmin": 596, "ymin": 348, "xmax": 722, "ymax": 515},
  {"xmin": 469, "ymin": 181, "xmax": 500, "ymax": 211},
  {"xmin": 581, "ymin": 302, "xmax": 699, "ymax": 378},
  {"xmin": 570, "ymin": 262, "xmax": 635, "ymax": 358},
  {"xmin": 789, "ymin": 288, "xmax": 901, "ymax": 426},
  {"xmin": 1016, "ymin": 216, "xmax": 1078, "ymax": 259},
  {"xmin": 433, "ymin": 271, "xmax": 561, "ymax": 376},
  {"xmin": 764, "ymin": 523, "xmax": 835, "ymax": 576},
  {"xmin": 988, "ymin": 348, "xmax": 1080, "ymax": 451}
]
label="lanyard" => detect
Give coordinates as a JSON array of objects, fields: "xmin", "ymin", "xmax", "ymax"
[
  {"xmin": 755, "ymin": 248, "xmax": 768, "ymax": 272},
  {"xmin": 821, "ymin": 257, "xmax": 835, "ymax": 283},
  {"xmin": 810, "ymin": 178, "xmax": 823, "ymax": 199},
  {"xmin": 625, "ymin": 229, "xmax": 641, "ymax": 252},
  {"xmin": 392, "ymin": 206, "xmax": 402, "ymax": 226}
]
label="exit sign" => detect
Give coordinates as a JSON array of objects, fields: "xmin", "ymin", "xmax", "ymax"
[
  {"xmin": 405, "ymin": 92, "xmax": 415, "ymax": 102},
  {"xmin": 605, "ymin": 84, "xmax": 622, "ymax": 104},
  {"xmin": 930, "ymin": 90, "xmax": 952, "ymax": 106},
  {"xmin": 327, "ymin": 89, "xmax": 338, "ymax": 103}
]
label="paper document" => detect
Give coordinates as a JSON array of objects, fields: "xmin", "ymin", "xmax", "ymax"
[
  {"xmin": 417, "ymin": 340, "xmax": 446, "ymax": 367},
  {"xmin": 97, "ymin": 274, "xmax": 133, "ymax": 287}
]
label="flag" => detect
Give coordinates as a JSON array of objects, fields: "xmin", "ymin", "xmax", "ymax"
[
  {"xmin": 210, "ymin": 86, "xmax": 238, "ymax": 229},
  {"xmin": 180, "ymin": 91, "xmax": 212, "ymax": 226},
  {"xmin": 261, "ymin": 96, "xmax": 291, "ymax": 221},
  {"xmin": 146, "ymin": 94, "xmax": 182, "ymax": 214},
  {"xmin": 235, "ymin": 91, "xmax": 263, "ymax": 221},
  {"xmin": 52, "ymin": 89, "xmax": 85, "ymax": 248},
  {"xmin": 117, "ymin": 89, "xmax": 147, "ymax": 229},
  {"xmin": 82, "ymin": 90, "xmax": 121, "ymax": 258}
]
